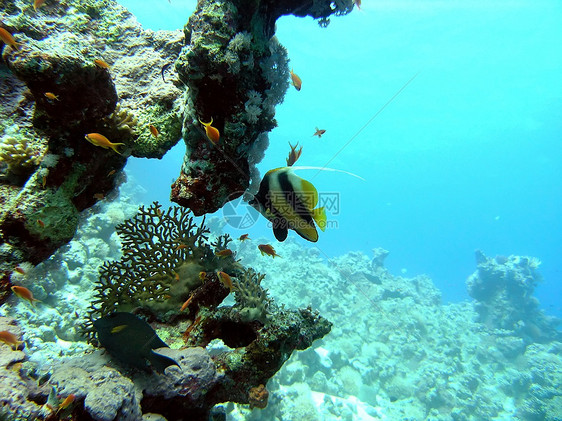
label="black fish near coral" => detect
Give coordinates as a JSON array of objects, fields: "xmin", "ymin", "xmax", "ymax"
[
  {"xmin": 250, "ymin": 167, "xmax": 327, "ymax": 242},
  {"xmin": 93, "ymin": 312, "xmax": 179, "ymax": 373}
]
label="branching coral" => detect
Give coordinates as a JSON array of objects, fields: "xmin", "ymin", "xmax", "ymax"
[
  {"xmin": 233, "ymin": 268, "xmax": 270, "ymax": 323},
  {"xmin": 0, "ymin": 136, "xmax": 41, "ymax": 175},
  {"xmin": 83, "ymin": 202, "xmax": 239, "ymax": 341},
  {"xmin": 106, "ymin": 103, "xmax": 138, "ymax": 134}
]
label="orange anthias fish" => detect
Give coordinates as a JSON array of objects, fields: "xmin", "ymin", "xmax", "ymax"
[
  {"xmin": 85, "ymin": 133, "xmax": 124, "ymax": 154},
  {"xmin": 286, "ymin": 142, "xmax": 303, "ymax": 166},
  {"xmin": 353, "ymin": 0, "xmax": 362, "ymax": 10},
  {"xmin": 14, "ymin": 266, "xmax": 26, "ymax": 275},
  {"xmin": 216, "ymin": 271, "xmax": 234, "ymax": 291},
  {"xmin": 199, "ymin": 117, "xmax": 220, "ymax": 144},
  {"xmin": 149, "ymin": 124, "xmax": 159, "ymax": 138},
  {"xmin": 56, "ymin": 394, "xmax": 76, "ymax": 414},
  {"xmin": 290, "ymin": 69, "xmax": 302, "ymax": 91},
  {"xmin": 312, "ymin": 128, "xmax": 326, "ymax": 138},
  {"xmin": 180, "ymin": 294, "xmax": 194, "ymax": 312},
  {"xmin": 94, "ymin": 59, "xmax": 110, "ymax": 69},
  {"xmin": 33, "ymin": 0, "xmax": 46, "ymax": 11},
  {"xmin": 0, "ymin": 331, "xmax": 23, "ymax": 350},
  {"xmin": 239, "ymin": 234, "xmax": 250, "ymax": 241},
  {"xmin": 258, "ymin": 244, "xmax": 280, "ymax": 258},
  {"xmin": 215, "ymin": 249, "xmax": 233, "ymax": 258},
  {"xmin": 0, "ymin": 28, "xmax": 20, "ymax": 50},
  {"xmin": 44, "ymin": 92, "xmax": 59, "ymax": 101},
  {"xmin": 11, "ymin": 286, "xmax": 40, "ymax": 306}
]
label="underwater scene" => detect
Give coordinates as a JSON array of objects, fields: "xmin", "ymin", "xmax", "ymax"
[{"xmin": 0, "ymin": 0, "xmax": 561, "ymax": 420}]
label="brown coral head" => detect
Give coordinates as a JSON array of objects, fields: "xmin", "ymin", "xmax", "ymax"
[{"xmin": 248, "ymin": 384, "xmax": 269, "ymax": 409}]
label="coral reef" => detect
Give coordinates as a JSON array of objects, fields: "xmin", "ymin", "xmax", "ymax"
[
  {"xmin": 467, "ymin": 250, "xmax": 561, "ymax": 342},
  {"xmin": 83, "ymin": 202, "xmax": 239, "ymax": 334},
  {"xmin": 171, "ymin": 0, "xmax": 355, "ymax": 214},
  {"xmin": 0, "ymin": 0, "xmax": 184, "ymax": 280}
]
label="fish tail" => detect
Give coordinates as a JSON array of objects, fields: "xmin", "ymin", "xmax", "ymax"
[
  {"xmin": 110, "ymin": 143, "xmax": 125, "ymax": 155},
  {"xmin": 312, "ymin": 207, "xmax": 327, "ymax": 232},
  {"xmin": 149, "ymin": 350, "xmax": 180, "ymax": 373}
]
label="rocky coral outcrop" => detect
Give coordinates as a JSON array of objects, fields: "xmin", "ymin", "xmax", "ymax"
[
  {"xmin": 0, "ymin": 0, "xmax": 183, "ymax": 281},
  {"xmin": 467, "ymin": 250, "xmax": 561, "ymax": 342}
]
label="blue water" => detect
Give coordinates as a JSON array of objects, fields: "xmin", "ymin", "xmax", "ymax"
[{"xmin": 123, "ymin": 0, "xmax": 562, "ymax": 317}]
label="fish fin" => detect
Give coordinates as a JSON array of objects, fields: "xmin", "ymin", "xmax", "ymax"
[
  {"xmin": 312, "ymin": 207, "xmax": 327, "ymax": 232},
  {"xmin": 273, "ymin": 221, "xmax": 288, "ymax": 242},
  {"xmin": 293, "ymin": 223, "xmax": 319, "ymax": 242},
  {"xmin": 110, "ymin": 143, "xmax": 125, "ymax": 155},
  {"xmin": 149, "ymin": 350, "xmax": 180, "ymax": 373}
]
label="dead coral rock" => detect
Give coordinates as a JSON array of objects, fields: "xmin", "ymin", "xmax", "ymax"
[
  {"xmin": 0, "ymin": 317, "xmax": 43, "ymax": 420},
  {"xmin": 49, "ymin": 351, "xmax": 142, "ymax": 421},
  {"xmin": 5, "ymin": 50, "xmax": 117, "ymax": 132}
]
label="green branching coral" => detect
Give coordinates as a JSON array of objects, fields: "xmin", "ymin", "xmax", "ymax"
[
  {"xmin": 233, "ymin": 268, "xmax": 270, "ymax": 323},
  {"xmin": 83, "ymin": 202, "xmax": 239, "ymax": 341}
]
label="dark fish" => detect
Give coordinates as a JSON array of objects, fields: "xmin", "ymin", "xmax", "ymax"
[
  {"xmin": 93, "ymin": 312, "xmax": 179, "ymax": 373},
  {"xmin": 249, "ymin": 167, "xmax": 326, "ymax": 242},
  {"xmin": 161, "ymin": 62, "xmax": 172, "ymax": 83}
]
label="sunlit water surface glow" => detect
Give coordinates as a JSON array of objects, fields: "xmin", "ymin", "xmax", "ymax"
[{"xmin": 120, "ymin": 0, "xmax": 562, "ymax": 316}]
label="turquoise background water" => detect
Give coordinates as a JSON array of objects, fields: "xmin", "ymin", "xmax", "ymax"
[{"xmin": 122, "ymin": 0, "xmax": 562, "ymax": 317}]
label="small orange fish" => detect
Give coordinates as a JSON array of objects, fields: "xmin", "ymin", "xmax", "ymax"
[
  {"xmin": 41, "ymin": 175, "xmax": 47, "ymax": 188},
  {"xmin": 217, "ymin": 271, "xmax": 234, "ymax": 291},
  {"xmin": 149, "ymin": 124, "xmax": 159, "ymax": 138},
  {"xmin": 44, "ymin": 92, "xmax": 59, "ymax": 101},
  {"xmin": 0, "ymin": 28, "xmax": 19, "ymax": 50},
  {"xmin": 93, "ymin": 193, "xmax": 104, "ymax": 200},
  {"xmin": 258, "ymin": 244, "xmax": 280, "ymax": 258},
  {"xmin": 239, "ymin": 234, "xmax": 250, "ymax": 241},
  {"xmin": 14, "ymin": 266, "xmax": 26, "ymax": 275},
  {"xmin": 0, "ymin": 331, "xmax": 23, "ymax": 350},
  {"xmin": 199, "ymin": 271, "xmax": 206, "ymax": 281},
  {"xmin": 215, "ymin": 249, "xmax": 233, "ymax": 258},
  {"xmin": 173, "ymin": 271, "xmax": 180, "ymax": 281},
  {"xmin": 11, "ymin": 286, "xmax": 40, "ymax": 306},
  {"xmin": 290, "ymin": 69, "xmax": 302, "ymax": 91},
  {"xmin": 183, "ymin": 316, "xmax": 201, "ymax": 341},
  {"xmin": 286, "ymin": 141, "xmax": 303, "ymax": 166},
  {"xmin": 312, "ymin": 127, "xmax": 326, "ymax": 138},
  {"xmin": 175, "ymin": 244, "xmax": 187, "ymax": 250},
  {"xmin": 56, "ymin": 394, "xmax": 75, "ymax": 414},
  {"xmin": 107, "ymin": 169, "xmax": 116, "ymax": 177},
  {"xmin": 180, "ymin": 294, "xmax": 194, "ymax": 312},
  {"xmin": 33, "ymin": 0, "xmax": 46, "ymax": 11},
  {"xmin": 37, "ymin": 219, "xmax": 45, "ymax": 228},
  {"xmin": 94, "ymin": 59, "xmax": 110, "ymax": 69},
  {"xmin": 85, "ymin": 133, "xmax": 124, "ymax": 155},
  {"xmin": 199, "ymin": 118, "xmax": 220, "ymax": 144}
]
